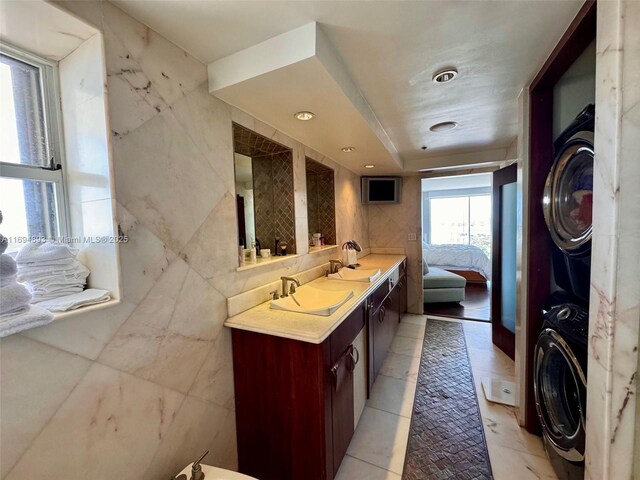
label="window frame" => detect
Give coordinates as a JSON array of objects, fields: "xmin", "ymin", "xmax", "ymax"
[
  {"xmin": 425, "ymin": 187, "xmax": 491, "ymax": 246},
  {"xmin": 0, "ymin": 41, "xmax": 70, "ymax": 242}
]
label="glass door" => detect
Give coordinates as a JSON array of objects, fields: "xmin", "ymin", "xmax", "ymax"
[{"xmin": 491, "ymin": 164, "xmax": 517, "ymax": 359}]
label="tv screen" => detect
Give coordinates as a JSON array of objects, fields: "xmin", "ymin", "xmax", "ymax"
[
  {"xmin": 361, "ymin": 177, "xmax": 402, "ymax": 204},
  {"xmin": 369, "ymin": 179, "xmax": 396, "ymax": 202}
]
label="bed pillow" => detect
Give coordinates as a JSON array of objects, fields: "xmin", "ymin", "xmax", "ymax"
[{"xmin": 423, "ymin": 257, "xmax": 429, "ymax": 274}]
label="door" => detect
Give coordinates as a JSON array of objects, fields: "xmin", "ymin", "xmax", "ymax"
[{"xmin": 491, "ymin": 163, "xmax": 517, "ymax": 359}]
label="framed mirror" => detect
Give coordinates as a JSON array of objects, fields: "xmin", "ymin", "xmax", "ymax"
[
  {"xmin": 305, "ymin": 158, "xmax": 336, "ymax": 248},
  {"xmin": 233, "ymin": 123, "xmax": 296, "ymax": 261}
]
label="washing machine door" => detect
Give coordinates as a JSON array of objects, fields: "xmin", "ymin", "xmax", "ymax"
[
  {"xmin": 534, "ymin": 328, "xmax": 587, "ymax": 462},
  {"xmin": 543, "ymin": 132, "xmax": 594, "ymax": 256}
]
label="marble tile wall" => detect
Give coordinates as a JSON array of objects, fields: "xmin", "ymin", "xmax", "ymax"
[
  {"xmin": 585, "ymin": 1, "xmax": 640, "ymax": 479},
  {"xmin": 0, "ymin": 1, "xmax": 370, "ymax": 478},
  {"xmin": 368, "ymin": 176, "xmax": 423, "ymax": 314}
]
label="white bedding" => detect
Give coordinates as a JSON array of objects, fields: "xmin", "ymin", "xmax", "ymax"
[{"xmin": 424, "ymin": 243, "xmax": 492, "ymax": 280}]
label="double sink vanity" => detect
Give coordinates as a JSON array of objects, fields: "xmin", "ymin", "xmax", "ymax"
[{"xmin": 225, "ymin": 254, "xmax": 408, "ymax": 480}]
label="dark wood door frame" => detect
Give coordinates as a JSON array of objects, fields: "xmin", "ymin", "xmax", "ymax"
[
  {"xmin": 492, "ymin": 163, "xmax": 517, "ymax": 360},
  {"xmin": 523, "ymin": 0, "xmax": 596, "ymax": 433}
]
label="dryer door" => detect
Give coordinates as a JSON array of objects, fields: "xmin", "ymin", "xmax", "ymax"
[
  {"xmin": 534, "ymin": 328, "xmax": 587, "ymax": 462},
  {"xmin": 543, "ymin": 132, "xmax": 594, "ymax": 256}
]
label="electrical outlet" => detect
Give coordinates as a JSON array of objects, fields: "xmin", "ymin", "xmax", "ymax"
[{"xmin": 408, "ymin": 233, "xmax": 417, "ymax": 241}]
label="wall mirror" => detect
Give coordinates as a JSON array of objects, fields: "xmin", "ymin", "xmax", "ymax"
[
  {"xmin": 233, "ymin": 123, "xmax": 296, "ymax": 258},
  {"xmin": 305, "ymin": 158, "xmax": 336, "ymax": 248}
]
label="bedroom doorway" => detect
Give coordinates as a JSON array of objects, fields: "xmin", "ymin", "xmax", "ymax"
[{"xmin": 421, "ymin": 174, "xmax": 493, "ymax": 322}]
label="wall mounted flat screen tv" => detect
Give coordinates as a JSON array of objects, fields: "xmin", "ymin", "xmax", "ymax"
[{"xmin": 361, "ymin": 177, "xmax": 402, "ymax": 204}]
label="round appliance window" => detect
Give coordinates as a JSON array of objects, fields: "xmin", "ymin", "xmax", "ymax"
[{"xmin": 555, "ymin": 146, "xmax": 593, "ymax": 244}]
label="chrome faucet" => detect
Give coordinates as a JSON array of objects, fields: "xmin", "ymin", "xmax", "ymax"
[
  {"xmin": 190, "ymin": 450, "xmax": 209, "ymax": 480},
  {"xmin": 329, "ymin": 259, "xmax": 343, "ymax": 274},
  {"xmin": 280, "ymin": 276, "xmax": 300, "ymax": 297}
]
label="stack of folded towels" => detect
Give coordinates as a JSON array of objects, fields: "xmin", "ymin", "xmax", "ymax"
[
  {"xmin": 16, "ymin": 242, "xmax": 90, "ymax": 302},
  {"xmin": 0, "ymin": 240, "xmax": 54, "ymax": 338},
  {"xmin": 15, "ymin": 242, "xmax": 111, "ymax": 311}
]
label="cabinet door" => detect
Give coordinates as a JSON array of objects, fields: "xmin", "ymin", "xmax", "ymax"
[
  {"xmin": 352, "ymin": 328, "xmax": 366, "ymax": 429},
  {"xmin": 331, "ymin": 345, "xmax": 355, "ymax": 476},
  {"xmin": 372, "ymin": 302, "xmax": 391, "ymax": 379},
  {"xmin": 398, "ymin": 275, "xmax": 408, "ymax": 315}
]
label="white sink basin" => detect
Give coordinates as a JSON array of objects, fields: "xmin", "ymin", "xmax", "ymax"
[
  {"xmin": 327, "ymin": 268, "xmax": 381, "ymax": 283},
  {"xmin": 178, "ymin": 464, "xmax": 257, "ymax": 480},
  {"xmin": 270, "ymin": 285, "xmax": 354, "ymax": 316}
]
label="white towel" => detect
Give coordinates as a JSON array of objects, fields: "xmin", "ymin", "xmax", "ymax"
[
  {"xmin": 0, "ymin": 283, "xmax": 33, "ymax": 314},
  {"xmin": 0, "ymin": 274, "xmax": 17, "ymax": 287},
  {"xmin": 15, "ymin": 242, "xmax": 78, "ymax": 264},
  {"xmin": 30, "ymin": 286, "xmax": 86, "ymax": 303},
  {"xmin": 0, "ymin": 254, "xmax": 17, "ymax": 277},
  {"xmin": 37, "ymin": 289, "xmax": 111, "ymax": 312},
  {"xmin": 18, "ymin": 261, "xmax": 89, "ymax": 282},
  {"xmin": 0, "ymin": 304, "xmax": 54, "ymax": 338}
]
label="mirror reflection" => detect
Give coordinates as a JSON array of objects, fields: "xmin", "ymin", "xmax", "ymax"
[
  {"xmin": 233, "ymin": 123, "xmax": 296, "ymax": 261},
  {"xmin": 305, "ymin": 158, "xmax": 336, "ymax": 248}
]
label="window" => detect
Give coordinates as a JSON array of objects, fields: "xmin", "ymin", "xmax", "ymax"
[
  {"xmin": 0, "ymin": 43, "xmax": 67, "ymax": 252},
  {"xmin": 427, "ymin": 191, "xmax": 492, "ymax": 257}
]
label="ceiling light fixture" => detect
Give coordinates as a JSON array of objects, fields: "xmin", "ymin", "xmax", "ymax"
[
  {"xmin": 429, "ymin": 121, "xmax": 458, "ymax": 132},
  {"xmin": 341, "ymin": 146, "xmax": 356, "ymax": 152},
  {"xmin": 294, "ymin": 111, "xmax": 315, "ymax": 121},
  {"xmin": 432, "ymin": 68, "xmax": 458, "ymax": 84},
  {"xmin": 364, "ymin": 164, "xmax": 375, "ymax": 169}
]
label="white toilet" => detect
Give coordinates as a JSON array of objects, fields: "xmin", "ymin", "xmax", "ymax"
[{"xmin": 176, "ymin": 463, "xmax": 258, "ymax": 480}]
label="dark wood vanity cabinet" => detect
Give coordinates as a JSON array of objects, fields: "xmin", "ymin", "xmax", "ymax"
[
  {"xmin": 367, "ymin": 260, "xmax": 406, "ymax": 389},
  {"xmin": 231, "ymin": 260, "xmax": 408, "ymax": 480},
  {"xmin": 232, "ymin": 303, "xmax": 365, "ymax": 480}
]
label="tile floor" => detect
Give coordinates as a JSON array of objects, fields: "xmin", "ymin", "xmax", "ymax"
[{"xmin": 336, "ymin": 314, "xmax": 558, "ymax": 480}]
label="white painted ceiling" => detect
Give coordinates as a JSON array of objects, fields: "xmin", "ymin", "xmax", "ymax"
[
  {"xmin": 422, "ymin": 173, "xmax": 492, "ymax": 192},
  {"xmin": 112, "ymin": 0, "xmax": 583, "ymax": 172}
]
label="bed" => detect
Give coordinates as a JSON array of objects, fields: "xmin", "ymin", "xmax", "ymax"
[{"xmin": 423, "ymin": 243, "xmax": 491, "ymax": 283}]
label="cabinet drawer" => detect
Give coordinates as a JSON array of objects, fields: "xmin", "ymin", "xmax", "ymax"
[
  {"xmin": 330, "ymin": 303, "xmax": 365, "ymax": 364},
  {"xmin": 370, "ymin": 274, "xmax": 391, "ymax": 310}
]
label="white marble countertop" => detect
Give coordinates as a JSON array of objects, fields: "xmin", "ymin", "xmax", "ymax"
[{"xmin": 224, "ymin": 254, "xmax": 406, "ymax": 344}]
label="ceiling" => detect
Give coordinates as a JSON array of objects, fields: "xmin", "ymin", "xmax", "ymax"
[{"xmin": 112, "ymin": 0, "xmax": 583, "ymax": 172}]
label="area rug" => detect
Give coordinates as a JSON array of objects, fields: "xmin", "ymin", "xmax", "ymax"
[{"xmin": 403, "ymin": 319, "xmax": 493, "ymax": 479}]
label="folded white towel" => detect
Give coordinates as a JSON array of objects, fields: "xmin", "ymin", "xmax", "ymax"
[
  {"xmin": 0, "ymin": 254, "xmax": 17, "ymax": 277},
  {"xmin": 0, "ymin": 283, "xmax": 33, "ymax": 314},
  {"xmin": 38, "ymin": 289, "xmax": 111, "ymax": 312},
  {"xmin": 0, "ymin": 304, "xmax": 54, "ymax": 338},
  {"xmin": 17, "ymin": 261, "xmax": 89, "ymax": 284},
  {"xmin": 15, "ymin": 242, "xmax": 78, "ymax": 264},
  {"xmin": 31, "ymin": 286, "xmax": 86, "ymax": 303},
  {"xmin": 38, "ymin": 288, "xmax": 111, "ymax": 312}
]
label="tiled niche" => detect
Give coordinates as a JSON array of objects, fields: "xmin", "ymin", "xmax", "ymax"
[
  {"xmin": 305, "ymin": 158, "xmax": 336, "ymax": 246},
  {"xmin": 232, "ymin": 123, "xmax": 296, "ymax": 254}
]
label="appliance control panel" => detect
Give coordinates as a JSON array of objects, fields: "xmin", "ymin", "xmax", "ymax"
[{"xmin": 548, "ymin": 303, "xmax": 589, "ymax": 340}]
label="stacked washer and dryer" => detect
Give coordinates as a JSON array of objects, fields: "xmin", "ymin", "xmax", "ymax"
[{"xmin": 534, "ymin": 104, "xmax": 594, "ymax": 480}]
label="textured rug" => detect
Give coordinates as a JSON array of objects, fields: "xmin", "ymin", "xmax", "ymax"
[{"xmin": 403, "ymin": 319, "xmax": 493, "ymax": 479}]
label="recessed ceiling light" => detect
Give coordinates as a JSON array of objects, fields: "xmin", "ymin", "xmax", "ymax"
[
  {"xmin": 341, "ymin": 146, "xmax": 356, "ymax": 152},
  {"xmin": 429, "ymin": 121, "xmax": 458, "ymax": 132},
  {"xmin": 364, "ymin": 164, "xmax": 375, "ymax": 169},
  {"xmin": 432, "ymin": 68, "xmax": 458, "ymax": 84},
  {"xmin": 294, "ymin": 111, "xmax": 315, "ymax": 121}
]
